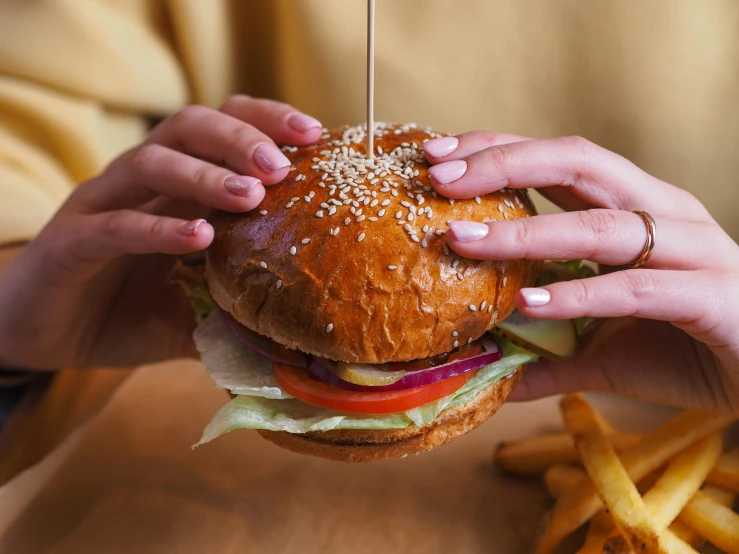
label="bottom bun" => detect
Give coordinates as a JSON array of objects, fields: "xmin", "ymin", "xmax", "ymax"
[{"xmin": 258, "ymin": 368, "xmax": 523, "ymax": 463}]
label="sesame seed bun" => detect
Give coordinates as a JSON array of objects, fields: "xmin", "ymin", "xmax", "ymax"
[
  {"xmin": 256, "ymin": 368, "xmax": 523, "ymax": 462},
  {"xmin": 206, "ymin": 123, "xmax": 539, "ymax": 364}
]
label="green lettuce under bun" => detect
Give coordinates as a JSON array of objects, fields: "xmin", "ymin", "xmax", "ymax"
[{"xmin": 193, "ymin": 311, "xmax": 536, "ymax": 445}]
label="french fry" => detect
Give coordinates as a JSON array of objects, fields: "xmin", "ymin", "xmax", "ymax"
[
  {"xmin": 706, "ymin": 449, "xmax": 739, "ymax": 493},
  {"xmin": 535, "ymin": 408, "xmax": 735, "ymax": 554},
  {"xmin": 544, "ymin": 464, "xmax": 586, "ymax": 497},
  {"xmin": 602, "ymin": 532, "xmax": 697, "ymax": 554},
  {"xmin": 670, "ymin": 485, "xmax": 737, "ymax": 548},
  {"xmin": 676, "ymin": 490, "xmax": 739, "ymax": 554},
  {"xmin": 559, "ymin": 394, "xmax": 670, "ymax": 553},
  {"xmin": 577, "ymin": 509, "xmax": 613, "ymax": 554},
  {"xmin": 644, "ymin": 433, "xmax": 723, "ymax": 528},
  {"xmin": 495, "ymin": 432, "xmax": 642, "ymax": 475}
]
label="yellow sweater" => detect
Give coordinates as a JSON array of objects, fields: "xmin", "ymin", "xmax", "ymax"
[{"xmin": 1, "ymin": 0, "xmax": 737, "ymax": 244}]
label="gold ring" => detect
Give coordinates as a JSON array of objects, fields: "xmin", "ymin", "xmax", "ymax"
[{"xmin": 624, "ymin": 210, "xmax": 656, "ymax": 269}]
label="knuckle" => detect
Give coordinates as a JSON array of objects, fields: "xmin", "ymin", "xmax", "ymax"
[
  {"xmin": 127, "ymin": 144, "xmax": 162, "ymax": 174},
  {"xmin": 101, "ymin": 211, "xmax": 129, "ymax": 238},
  {"xmin": 148, "ymin": 217, "xmax": 167, "ymax": 238},
  {"xmin": 569, "ymin": 278, "xmax": 594, "ymax": 309},
  {"xmin": 619, "ymin": 270, "xmax": 657, "ymax": 304},
  {"xmin": 220, "ymin": 94, "xmax": 252, "ymax": 112},
  {"xmin": 485, "ymin": 142, "xmax": 516, "ymax": 174},
  {"xmin": 578, "ymin": 209, "xmax": 621, "ymax": 239},
  {"xmin": 511, "ymin": 219, "xmax": 536, "ymax": 250},
  {"xmin": 169, "ymin": 104, "xmax": 209, "ymax": 128}
]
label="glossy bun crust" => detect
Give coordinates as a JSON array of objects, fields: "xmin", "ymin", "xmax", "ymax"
[
  {"xmin": 207, "ymin": 123, "xmax": 538, "ymax": 363},
  {"xmin": 258, "ymin": 368, "xmax": 522, "ymax": 462}
]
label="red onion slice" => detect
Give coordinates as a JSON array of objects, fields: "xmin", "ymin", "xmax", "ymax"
[
  {"xmin": 219, "ymin": 308, "xmax": 307, "ymax": 368},
  {"xmin": 308, "ymin": 338, "xmax": 501, "ymax": 392}
]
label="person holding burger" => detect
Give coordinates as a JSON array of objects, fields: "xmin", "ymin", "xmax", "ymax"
[{"xmin": 0, "ymin": 95, "xmax": 737, "ymax": 459}]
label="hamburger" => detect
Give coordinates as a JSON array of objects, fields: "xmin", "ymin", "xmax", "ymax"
[{"xmin": 190, "ymin": 122, "xmax": 578, "ymax": 462}]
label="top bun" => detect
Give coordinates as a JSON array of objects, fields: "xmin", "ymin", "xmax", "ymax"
[{"xmin": 206, "ymin": 123, "xmax": 539, "ymax": 364}]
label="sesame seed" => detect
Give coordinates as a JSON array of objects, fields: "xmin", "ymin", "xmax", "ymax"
[
  {"xmin": 320, "ymin": 202, "xmax": 330, "ymax": 209},
  {"xmin": 411, "ymin": 235, "xmax": 420, "ymax": 243},
  {"xmin": 358, "ymin": 232, "xmax": 366, "ymax": 242},
  {"xmin": 456, "ymin": 273, "xmax": 464, "ymax": 280},
  {"xmin": 370, "ymin": 199, "xmax": 378, "ymax": 207},
  {"xmin": 468, "ymin": 337, "xmax": 473, "ymax": 344},
  {"xmin": 328, "ymin": 207, "xmax": 337, "ymax": 215},
  {"xmin": 503, "ymin": 276, "xmax": 508, "ymax": 286},
  {"xmin": 404, "ymin": 224, "xmax": 413, "ymax": 232},
  {"xmin": 452, "ymin": 331, "xmax": 459, "ymax": 337},
  {"xmin": 469, "ymin": 304, "xmax": 477, "ymax": 311},
  {"xmin": 369, "ymin": 217, "xmax": 378, "ymax": 221},
  {"xmin": 290, "ymin": 246, "xmax": 297, "ymax": 255},
  {"xmin": 481, "ymin": 300, "xmax": 487, "ymax": 310},
  {"xmin": 449, "ymin": 198, "xmax": 455, "ymax": 205},
  {"xmin": 453, "ymin": 340, "xmax": 459, "ymax": 348},
  {"xmin": 421, "ymin": 238, "xmax": 428, "ymax": 248},
  {"xmin": 452, "ymin": 258, "xmax": 460, "ymax": 268},
  {"xmin": 378, "ymin": 209, "xmax": 386, "ymax": 217},
  {"xmin": 391, "ymin": 190, "xmax": 399, "ymax": 197},
  {"xmin": 387, "ymin": 265, "xmax": 397, "ymax": 270},
  {"xmin": 395, "ymin": 211, "xmax": 403, "ymax": 219},
  {"xmin": 381, "ymin": 199, "xmax": 391, "ymax": 206},
  {"xmin": 356, "ymin": 215, "xmax": 366, "ymax": 222},
  {"xmin": 326, "ymin": 323, "xmax": 334, "ymax": 333},
  {"xmin": 315, "ymin": 210, "xmax": 324, "ymax": 218},
  {"xmin": 259, "ymin": 210, "xmax": 268, "ymax": 215},
  {"xmin": 435, "ymin": 229, "xmax": 446, "ymax": 236},
  {"xmin": 259, "ymin": 261, "xmax": 267, "ymax": 269},
  {"xmin": 475, "ymin": 196, "xmax": 481, "ymax": 205},
  {"xmin": 407, "ymin": 213, "xmax": 414, "ymax": 222},
  {"xmin": 345, "ymin": 217, "xmax": 351, "ymax": 225},
  {"xmin": 276, "ymin": 280, "xmax": 283, "ymax": 289},
  {"xmin": 304, "ymin": 196, "xmax": 311, "ymax": 203},
  {"xmin": 422, "ymin": 225, "xmax": 429, "ymax": 233},
  {"xmin": 498, "ymin": 204, "xmax": 505, "ymax": 212},
  {"xmin": 443, "ymin": 245, "xmax": 450, "ymax": 256},
  {"xmin": 286, "ymin": 202, "xmax": 294, "ymax": 208},
  {"xmin": 301, "ymin": 238, "xmax": 311, "ymax": 245}
]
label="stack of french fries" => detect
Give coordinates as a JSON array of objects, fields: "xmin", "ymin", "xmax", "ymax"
[{"xmin": 494, "ymin": 393, "xmax": 739, "ymax": 554}]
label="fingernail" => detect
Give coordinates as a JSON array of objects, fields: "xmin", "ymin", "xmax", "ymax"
[
  {"xmin": 429, "ymin": 160, "xmax": 467, "ymax": 185},
  {"xmin": 253, "ymin": 143, "xmax": 291, "ymax": 173},
  {"xmin": 448, "ymin": 221, "xmax": 489, "ymax": 243},
  {"xmin": 287, "ymin": 112, "xmax": 322, "ymax": 132},
  {"xmin": 423, "ymin": 136, "xmax": 459, "ymax": 158},
  {"xmin": 519, "ymin": 288, "xmax": 551, "ymax": 307},
  {"xmin": 180, "ymin": 219, "xmax": 206, "ymax": 236},
  {"xmin": 224, "ymin": 175, "xmax": 262, "ymax": 197}
]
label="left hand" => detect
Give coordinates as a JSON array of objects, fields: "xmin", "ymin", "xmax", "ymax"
[{"xmin": 423, "ymin": 132, "xmax": 739, "ymax": 414}]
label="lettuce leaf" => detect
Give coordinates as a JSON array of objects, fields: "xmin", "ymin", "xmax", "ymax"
[
  {"xmin": 195, "ymin": 321, "xmax": 536, "ymax": 445},
  {"xmin": 194, "ymin": 310, "xmax": 292, "ymax": 400}
]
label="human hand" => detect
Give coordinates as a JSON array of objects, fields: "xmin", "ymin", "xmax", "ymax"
[
  {"xmin": 0, "ymin": 96, "xmax": 323, "ymax": 369},
  {"xmin": 423, "ymin": 132, "xmax": 739, "ymax": 413}
]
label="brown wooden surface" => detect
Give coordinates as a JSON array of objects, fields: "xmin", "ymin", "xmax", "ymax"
[{"xmin": 0, "ymin": 245, "xmax": 128, "ymax": 485}]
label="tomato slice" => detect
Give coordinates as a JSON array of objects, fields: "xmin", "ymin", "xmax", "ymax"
[{"xmin": 274, "ymin": 363, "xmax": 477, "ymax": 415}]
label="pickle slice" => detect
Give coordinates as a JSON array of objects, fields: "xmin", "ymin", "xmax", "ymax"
[
  {"xmin": 335, "ymin": 362, "xmax": 406, "ymax": 386},
  {"xmin": 492, "ymin": 310, "xmax": 577, "ymax": 359}
]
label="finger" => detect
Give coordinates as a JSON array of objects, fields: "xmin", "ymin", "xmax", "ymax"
[
  {"xmin": 447, "ymin": 210, "xmax": 721, "ymax": 270},
  {"xmin": 508, "ymin": 318, "xmax": 731, "ymax": 412},
  {"xmin": 74, "ymin": 145, "xmax": 266, "ymax": 213},
  {"xmin": 427, "ymin": 136, "xmax": 708, "ymax": 218},
  {"xmin": 66, "ymin": 211, "xmax": 214, "ymax": 264},
  {"xmin": 422, "ymin": 131, "xmax": 532, "ymax": 163},
  {"xmin": 220, "ymin": 94, "xmax": 323, "ymax": 145},
  {"xmin": 146, "ymin": 105, "xmax": 292, "ymax": 185},
  {"xmin": 514, "ymin": 269, "xmax": 718, "ymax": 324}
]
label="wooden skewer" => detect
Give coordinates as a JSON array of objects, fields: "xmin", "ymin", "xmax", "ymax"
[{"xmin": 366, "ymin": 0, "xmax": 376, "ymax": 160}]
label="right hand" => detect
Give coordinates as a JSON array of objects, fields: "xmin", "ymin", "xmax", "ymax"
[{"xmin": 0, "ymin": 96, "xmax": 323, "ymax": 370}]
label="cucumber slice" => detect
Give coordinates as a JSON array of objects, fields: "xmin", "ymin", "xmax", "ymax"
[
  {"xmin": 335, "ymin": 362, "xmax": 406, "ymax": 386},
  {"xmin": 492, "ymin": 310, "xmax": 577, "ymax": 359}
]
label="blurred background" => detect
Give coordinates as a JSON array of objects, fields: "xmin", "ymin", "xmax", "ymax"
[{"xmin": 1, "ymin": 0, "xmax": 737, "ymax": 244}]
